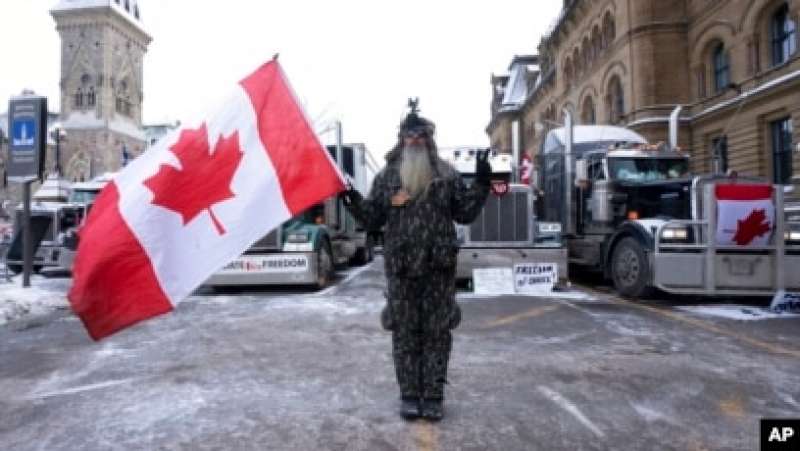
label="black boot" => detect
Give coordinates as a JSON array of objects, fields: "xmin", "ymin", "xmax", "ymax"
[
  {"xmin": 400, "ymin": 397, "xmax": 421, "ymax": 420},
  {"xmin": 421, "ymin": 398, "xmax": 443, "ymax": 421}
]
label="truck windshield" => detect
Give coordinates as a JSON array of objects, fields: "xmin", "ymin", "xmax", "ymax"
[
  {"xmin": 609, "ymin": 158, "xmax": 689, "ymax": 182},
  {"xmin": 70, "ymin": 190, "xmax": 100, "ymax": 204}
]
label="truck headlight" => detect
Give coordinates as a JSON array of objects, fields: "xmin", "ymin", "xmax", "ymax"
[
  {"xmin": 660, "ymin": 226, "xmax": 689, "ymax": 242},
  {"xmin": 286, "ymin": 232, "xmax": 310, "ymax": 243},
  {"xmin": 538, "ymin": 222, "xmax": 562, "ymax": 234},
  {"xmin": 785, "ymin": 225, "xmax": 800, "ymax": 245}
]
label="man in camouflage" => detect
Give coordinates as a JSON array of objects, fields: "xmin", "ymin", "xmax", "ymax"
[{"xmin": 341, "ymin": 101, "xmax": 491, "ymax": 421}]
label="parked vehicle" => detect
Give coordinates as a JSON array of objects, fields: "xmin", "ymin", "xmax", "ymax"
[
  {"xmin": 539, "ymin": 108, "xmax": 800, "ymax": 297},
  {"xmin": 439, "ymin": 147, "xmax": 568, "ymax": 283},
  {"xmin": 205, "ymin": 143, "xmax": 380, "ymax": 289}
]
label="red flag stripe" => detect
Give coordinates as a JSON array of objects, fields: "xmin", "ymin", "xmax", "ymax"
[
  {"xmin": 715, "ymin": 184, "xmax": 773, "ymax": 201},
  {"xmin": 239, "ymin": 62, "xmax": 345, "ymax": 215},
  {"xmin": 68, "ymin": 182, "xmax": 173, "ymax": 340}
]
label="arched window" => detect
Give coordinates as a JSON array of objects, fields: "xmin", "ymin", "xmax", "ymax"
[
  {"xmin": 592, "ymin": 26, "xmax": 603, "ymax": 56},
  {"xmin": 581, "ymin": 97, "xmax": 596, "ymax": 125},
  {"xmin": 563, "ymin": 58, "xmax": 573, "ymax": 87},
  {"xmin": 582, "ymin": 37, "xmax": 592, "ymax": 66},
  {"xmin": 712, "ymin": 43, "xmax": 730, "ymax": 93},
  {"xmin": 603, "ymin": 12, "xmax": 616, "ymax": 48},
  {"xmin": 74, "ymin": 88, "xmax": 84, "ymax": 108},
  {"xmin": 573, "ymin": 48, "xmax": 581, "ymax": 76},
  {"xmin": 87, "ymin": 87, "xmax": 96, "ymax": 107},
  {"xmin": 771, "ymin": 3, "xmax": 797, "ymax": 66},
  {"xmin": 607, "ymin": 76, "xmax": 625, "ymax": 124}
]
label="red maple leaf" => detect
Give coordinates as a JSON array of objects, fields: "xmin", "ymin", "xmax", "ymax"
[
  {"xmin": 143, "ymin": 123, "xmax": 244, "ymax": 235},
  {"xmin": 732, "ymin": 209, "xmax": 771, "ymax": 245}
]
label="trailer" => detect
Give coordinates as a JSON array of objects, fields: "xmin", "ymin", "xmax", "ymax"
[
  {"xmin": 439, "ymin": 147, "xmax": 568, "ymax": 283},
  {"xmin": 205, "ymin": 143, "xmax": 380, "ymax": 289},
  {"xmin": 539, "ymin": 108, "xmax": 799, "ymax": 297}
]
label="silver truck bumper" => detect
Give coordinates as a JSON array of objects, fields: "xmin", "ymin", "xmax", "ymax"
[
  {"xmin": 456, "ymin": 247, "xmax": 568, "ymax": 282},
  {"xmin": 204, "ymin": 252, "xmax": 319, "ymax": 286},
  {"xmin": 654, "ymin": 252, "xmax": 800, "ymax": 296}
]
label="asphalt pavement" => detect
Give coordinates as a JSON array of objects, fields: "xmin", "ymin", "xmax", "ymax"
[{"xmin": 0, "ymin": 257, "xmax": 798, "ymax": 450}]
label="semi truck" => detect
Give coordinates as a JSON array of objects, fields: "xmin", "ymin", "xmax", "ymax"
[
  {"xmin": 4, "ymin": 174, "xmax": 85, "ymax": 274},
  {"xmin": 539, "ymin": 108, "xmax": 800, "ymax": 298},
  {"xmin": 205, "ymin": 143, "xmax": 380, "ymax": 289},
  {"xmin": 439, "ymin": 147, "xmax": 568, "ymax": 283}
]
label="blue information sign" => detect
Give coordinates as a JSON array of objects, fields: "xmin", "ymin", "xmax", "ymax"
[{"xmin": 7, "ymin": 95, "xmax": 47, "ymax": 182}]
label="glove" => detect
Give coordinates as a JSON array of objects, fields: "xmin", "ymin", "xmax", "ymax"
[
  {"xmin": 475, "ymin": 150, "xmax": 492, "ymax": 185},
  {"xmin": 339, "ymin": 186, "xmax": 363, "ymax": 207}
]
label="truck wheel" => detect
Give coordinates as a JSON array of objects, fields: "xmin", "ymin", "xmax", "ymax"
[
  {"xmin": 610, "ymin": 237, "xmax": 653, "ymax": 299},
  {"xmin": 316, "ymin": 244, "xmax": 334, "ymax": 289},
  {"xmin": 352, "ymin": 237, "xmax": 374, "ymax": 266}
]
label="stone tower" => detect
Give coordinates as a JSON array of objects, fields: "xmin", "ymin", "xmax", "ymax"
[{"xmin": 50, "ymin": 0, "xmax": 151, "ymax": 182}]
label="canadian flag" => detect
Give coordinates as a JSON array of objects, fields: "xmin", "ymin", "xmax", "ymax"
[
  {"xmin": 69, "ymin": 60, "xmax": 345, "ymax": 340},
  {"xmin": 715, "ymin": 184, "xmax": 775, "ymax": 246},
  {"xmin": 520, "ymin": 153, "xmax": 533, "ymax": 185}
]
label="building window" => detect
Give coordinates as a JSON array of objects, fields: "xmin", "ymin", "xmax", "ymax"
[
  {"xmin": 771, "ymin": 117, "xmax": 794, "ymax": 183},
  {"xmin": 581, "ymin": 97, "xmax": 596, "ymax": 125},
  {"xmin": 87, "ymin": 87, "xmax": 96, "ymax": 107},
  {"xmin": 607, "ymin": 77, "xmax": 624, "ymax": 124},
  {"xmin": 712, "ymin": 44, "xmax": 730, "ymax": 93},
  {"xmin": 711, "ymin": 135, "xmax": 728, "ymax": 174},
  {"xmin": 603, "ymin": 12, "xmax": 616, "ymax": 47},
  {"xmin": 771, "ymin": 3, "xmax": 797, "ymax": 66},
  {"xmin": 74, "ymin": 88, "xmax": 84, "ymax": 108}
]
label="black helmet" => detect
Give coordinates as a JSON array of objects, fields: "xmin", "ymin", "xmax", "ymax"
[{"xmin": 399, "ymin": 98, "xmax": 435, "ymax": 137}]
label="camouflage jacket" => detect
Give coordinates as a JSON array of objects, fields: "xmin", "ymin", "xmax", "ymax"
[{"xmin": 349, "ymin": 152, "xmax": 489, "ymax": 277}]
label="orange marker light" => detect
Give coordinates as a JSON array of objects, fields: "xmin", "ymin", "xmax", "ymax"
[{"xmin": 627, "ymin": 211, "xmax": 639, "ymax": 220}]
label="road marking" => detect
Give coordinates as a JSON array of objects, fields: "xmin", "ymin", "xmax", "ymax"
[
  {"xmin": 538, "ymin": 385, "xmax": 605, "ymax": 438},
  {"xmin": 483, "ymin": 305, "xmax": 561, "ymax": 328},
  {"xmin": 577, "ymin": 285, "xmax": 800, "ymax": 359},
  {"xmin": 718, "ymin": 396, "xmax": 746, "ymax": 420},
  {"xmin": 413, "ymin": 422, "xmax": 438, "ymax": 451},
  {"xmin": 27, "ymin": 378, "xmax": 135, "ymax": 400}
]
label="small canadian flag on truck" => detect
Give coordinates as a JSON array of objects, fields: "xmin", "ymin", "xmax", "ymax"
[{"xmin": 715, "ymin": 184, "xmax": 775, "ymax": 246}]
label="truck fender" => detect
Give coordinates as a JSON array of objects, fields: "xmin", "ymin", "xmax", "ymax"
[{"xmin": 602, "ymin": 221, "xmax": 654, "ymax": 280}]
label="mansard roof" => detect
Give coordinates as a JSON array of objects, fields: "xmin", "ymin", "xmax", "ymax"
[{"xmin": 51, "ymin": 0, "xmax": 147, "ymax": 36}]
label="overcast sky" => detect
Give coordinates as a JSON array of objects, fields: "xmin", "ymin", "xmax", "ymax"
[{"xmin": 0, "ymin": 1, "xmax": 562, "ymax": 160}]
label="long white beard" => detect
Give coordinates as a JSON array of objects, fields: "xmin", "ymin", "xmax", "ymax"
[{"xmin": 400, "ymin": 145, "xmax": 434, "ymax": 198}]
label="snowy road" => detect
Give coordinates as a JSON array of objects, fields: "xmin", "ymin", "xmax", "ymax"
[{"xmin": 1, "ymin": 257, "xmax": 799, "ymax": 450}]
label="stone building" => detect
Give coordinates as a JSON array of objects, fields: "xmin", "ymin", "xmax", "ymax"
[
  {"xmin": 1, "ymin": 0, "xmax": 151, "ymax": 205},
  {"xmin": 50, "ymin": 0, "xmax": 151, "ymax": 182},
  {"xmin": 489, "ymin": 0, "xmax": 800, "ymax": 194}
]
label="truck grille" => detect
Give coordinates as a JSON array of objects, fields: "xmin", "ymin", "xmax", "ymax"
[
  {"xmin": 468, "ymin": 189, "xmax": 530, "ymax": 244},
  {"xmin": 248, "ymin": 228, "xmax": 280, "ymax": 251}
]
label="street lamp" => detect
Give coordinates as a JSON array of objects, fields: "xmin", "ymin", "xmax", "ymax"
[{"xmin": 49, "ymin": 123, "xmax": 67, "ymax": 176}]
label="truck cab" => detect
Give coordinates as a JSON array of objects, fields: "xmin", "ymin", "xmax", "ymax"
[
  {"xmin": 540, "ymin": 112, "xmax": 800, "ymax": 298},
  {"xmin": 440, "ymin": 147, "xmax": 567, "ymax": 283}
]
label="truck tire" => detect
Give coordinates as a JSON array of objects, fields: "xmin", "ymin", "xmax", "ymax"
[
  {"xmin": 610, "ymin": 237, "xmax": 653, "ymax": 299},
  {"xmin": 315, "ymin": 243, "xmax": 334, "ymax": 289},
  {"xmin": 352, "ymin": 237, "xmax": 374, "ymax": 266}
]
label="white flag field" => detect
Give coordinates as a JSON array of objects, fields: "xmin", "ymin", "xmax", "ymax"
[
  {"xmin": 69, "ymin": 60, "xmax": 346, "ymax": 340},
  {"xmin": 715, "ymin": 184, "xmax": 775, "ymax": 246}
]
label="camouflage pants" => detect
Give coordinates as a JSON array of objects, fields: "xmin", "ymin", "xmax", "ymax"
[{"xmin": 387, "ymin": 270, "xmax": 459, "ymax": 400}]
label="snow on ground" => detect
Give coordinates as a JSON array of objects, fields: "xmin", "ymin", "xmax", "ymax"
[
  {"xmin": 0, "ymin": 275, "xmax": 70, "ymax": 325},
  {"xmin": 457, "ymin": 288, "xmax": 597, "ymax": 301},
  {"xmin": 677, "ymin": 304, "xmax": 800, "ymax": 321}
]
